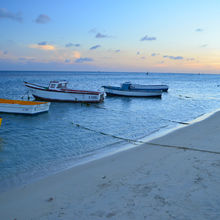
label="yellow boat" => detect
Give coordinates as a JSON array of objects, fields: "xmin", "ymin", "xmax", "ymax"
[{"xmin": 0, "ymin": 98, "xmax": 50, "ymax": 114}]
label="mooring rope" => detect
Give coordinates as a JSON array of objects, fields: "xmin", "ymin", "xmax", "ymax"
[
  {"xmin": 148, "ymin": 142, "xmax": 220, "ymax": 155},
  {"xmin": 72, "ymin": 122, "xmax": 220, "ymax": 155},
  {"xmin": 72, "ymin": 122, "xmax": 143, "ymax": 144}
]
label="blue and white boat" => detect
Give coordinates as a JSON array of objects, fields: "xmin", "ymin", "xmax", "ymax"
[
  {"xmin": 103, "ymin": 82, "xmax": 164, "ymax": 98},
  {"xmin": 130, "ymin": 83, "xmax": 169, "ymax": 92}
]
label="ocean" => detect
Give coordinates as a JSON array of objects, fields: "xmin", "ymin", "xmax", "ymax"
[{"xmin": 1, "ymin": 71, "xmax": 220, "ymax": 191}]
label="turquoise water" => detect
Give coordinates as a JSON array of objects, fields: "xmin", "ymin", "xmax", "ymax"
[{"xmin": 1, "ymin": 71, "xmax": 220, "ymax": 191}]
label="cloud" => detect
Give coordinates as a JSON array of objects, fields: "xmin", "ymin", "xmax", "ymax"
[
  {"xmin": 65, "ymin": 43, "xmax": 80, "ymax": 47},
  {"xmin": 89, "ymin": 28, "xmax": 97, "ymax": 33},
  {"xmin": 0, "ymin": 50, "xmax": 8, "ymax": 56},
  {"xmin": 195, "ymin": 28, "xmax": 203, "ymax": 32},
  {"xmin": 140, "ymin": 35, "xmax": 157, "ymax": 41},
  {"xmin": 65, "ymin": 59, "xmax": 71, "ymax": 63},
  {"xmin": 38, "ymin": 41, "xmax": 48, "ymax": 46},
  {"xmin": 18, "ymin": 56, "xmax": 35, "ymax": 62},
  {"xmin": 187, "ymin": 58, "xmax": 195, "ymax": 61},
  {"xmin": 0, "ymin": 8, "xmax": 22, "ymax": 22},
  {"xmin": 163, "ymin": 55, "xmax": 184, "ymax": 60},
  {"xmin": 151, "ymin": 53, "xmax": 160, "ymax": 56},
  {"xmin": 35, "ymin": 14, "xmax": 50, "ymax": 24},
  {"xmin": 90, "ymin": 45, "xmax": 101, "ymax": 50},
  {"xmin": 29, "ymin": 43, "xmax": 55, "ymax": 50},
  {"xmin": 201, "ymin": 44, "xmax": 208, "ymax": 48},
  {"xmin": 73, "ymin": 51, "xmax": 81, "ymax": 58},
  {"xmin": 75, "ymin": 57, "xmax": 93, "ymax": 63},
  {"xmin": 96, "ymin": 33, "xmax": 109, "ymax": 38}
]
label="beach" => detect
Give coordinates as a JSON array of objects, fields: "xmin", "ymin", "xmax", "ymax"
[{"xmin": 0, "ymin": 110, "xmax": 220, "ymax": 219}]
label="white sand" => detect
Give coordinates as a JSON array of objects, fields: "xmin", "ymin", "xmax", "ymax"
[{"xmin": 1, "ymin": 111, "xmax": 220, "ymax": 220}]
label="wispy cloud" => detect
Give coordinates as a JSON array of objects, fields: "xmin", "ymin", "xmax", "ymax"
[
  {"xmin": 195, "ymin": 28, "xmax": 203, "ymax": 32},
  {"xmin": 65, "ymin": 59, "xmax": 71, "ymax": 63},
  {"xmin": 18, "ymin": 56, "xmax": 35, "ymax": 62},
  {"xmin": 0, "ymin": 8, "xmax": 22, "ymax": 22},
  {"xmin": 201, "ymin": 44, "xmax": 208, "ymax": 48},
  {"xmin": 96, "ymin": 33, "xmax": 109, "ymax": 38},
  {"xmin": 88, "ymin": 28, "xmax": 97, "ymax": 33},
  {"xmin": 75, "ymin": 57, "xmax": 93, "ymax": 63},
  {"xmin": 73, "ymin": 51, "xmax": 81, "ymax": 58},
  {"xmin": 90, "ymin": 45, "xmax": 101, "ymax": 50},
  {"xmin": 140, "ymin": 35, "xmax": 157, "ymax": 41},
  {"xmin": 187, "ymin": 58, "xmax": 195, "ymax": 61},
  {"xmin": 38, "ymin": 41, "xmax": 48, "ymax": 46},
  {"xmin": 0, "ymin": 50, "xmax": 8, "ymax": 56},
  {"xmin": 65, "ymin": 43, "xmax": 80, "ymax": 47},
  {"xmin": 35, "ymin": 14, "xmax": 51, "ymax": 24},
  {"xmin": 29, "ymin": 42, "xmax": 55, "ymax": 50},
  {"xmin": 151, "ymin": 53, "xmax": 160, "ymax": 56},
  {"xmin": 163, "ymin": 55, "xmax": 184, "ymax": 60}
]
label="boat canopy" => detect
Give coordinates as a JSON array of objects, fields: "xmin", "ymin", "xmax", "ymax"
[
  {"xmin": 48, "ymin": 80, "xmax": 68, "ymax": 90},
  {"xmin": 121, "ymin": 82, "xmax": 132, "ymax": 90}
]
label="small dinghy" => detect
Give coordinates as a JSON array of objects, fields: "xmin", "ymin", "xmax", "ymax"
[{"xmin": 0, "ymin": 98, "xmax": 50, "ymax": 114}]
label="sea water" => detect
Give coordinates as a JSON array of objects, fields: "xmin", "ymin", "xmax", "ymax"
[{"xmin": 1, "ymin": 71, "xmax": 220, "ymax": 191}]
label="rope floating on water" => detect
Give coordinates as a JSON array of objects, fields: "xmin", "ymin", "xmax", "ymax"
[
  {"xmin": 73, "ymin": 122, "xmax": 220, "ymax": 155},
  {"xmin": 72, "ymin": 122, "xmax": 142, "ymax": 144}
]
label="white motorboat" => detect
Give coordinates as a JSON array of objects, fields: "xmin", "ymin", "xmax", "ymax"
[
  {"xmin": 24, "ymin": 81, "xmax": 104, "ymax": 103},
  {"xmin": 0, "ymin": 98, "xmax": 50, "ymax": 114}
]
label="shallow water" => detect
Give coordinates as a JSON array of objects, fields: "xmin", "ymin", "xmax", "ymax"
[{"xmin": 1, "ymin": 71, "xmax": 220, "ymax": 191}]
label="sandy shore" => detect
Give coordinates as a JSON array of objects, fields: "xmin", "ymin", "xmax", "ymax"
[{"xmin": 1, "ymin": 111, "xmax": 220, "ymax": 220}]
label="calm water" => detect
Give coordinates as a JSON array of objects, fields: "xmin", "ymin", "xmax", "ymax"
[{"xmin": 1, "ymin": 71, "xmax": 220, "ymax": 191}]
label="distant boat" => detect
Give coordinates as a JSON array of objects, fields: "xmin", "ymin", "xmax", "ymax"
[
  {"xmin": 103, "ymin": 82, "xmax": 163, "ymax": 98},
  {"xmin": 24, "ymin": 81, "xmax": 104, "ymax": 103},
  {"xmin": 0, "ymin": 98, "xmax": 50, "ymax": 114}
]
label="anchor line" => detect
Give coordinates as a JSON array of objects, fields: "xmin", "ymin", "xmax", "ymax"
[
  {"xmin": 72, "ymin": 122, "xmax": 220, "ymax": 155},
  {"xmin": 72, "ymin": 122, "xmax": 143, "ymax": 144}
]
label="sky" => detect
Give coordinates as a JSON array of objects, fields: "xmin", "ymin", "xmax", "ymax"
[{"xmin": 0, "ymin": 0, "xmax": 220, "ymax": 73}]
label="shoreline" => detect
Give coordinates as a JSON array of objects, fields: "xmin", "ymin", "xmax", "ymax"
[{"xmin": 1, "ymin": 109, "xmax": 220, "ymax": 219}]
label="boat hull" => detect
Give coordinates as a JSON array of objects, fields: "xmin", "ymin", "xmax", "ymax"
[
  {"xmin": 103, "ymin": 87, "xmax": 162, "ymax": 97},
  {"xmin": 25, "ymin": 83, "xmax": 104, "ymax": 103},
  {"xmin": 0, "ymin": 99, "xmax": 50, "ymax": 114}
]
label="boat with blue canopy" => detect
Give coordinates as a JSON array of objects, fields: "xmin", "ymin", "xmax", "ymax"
[{"xmin": 103, "ymin": 82, "xmax": 165, "ymax": 98}]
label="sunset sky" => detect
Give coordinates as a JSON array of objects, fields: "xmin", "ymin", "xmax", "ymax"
[{"xmin": 0, "ymin": 0, "xmax": 220, "ymax": 73}]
